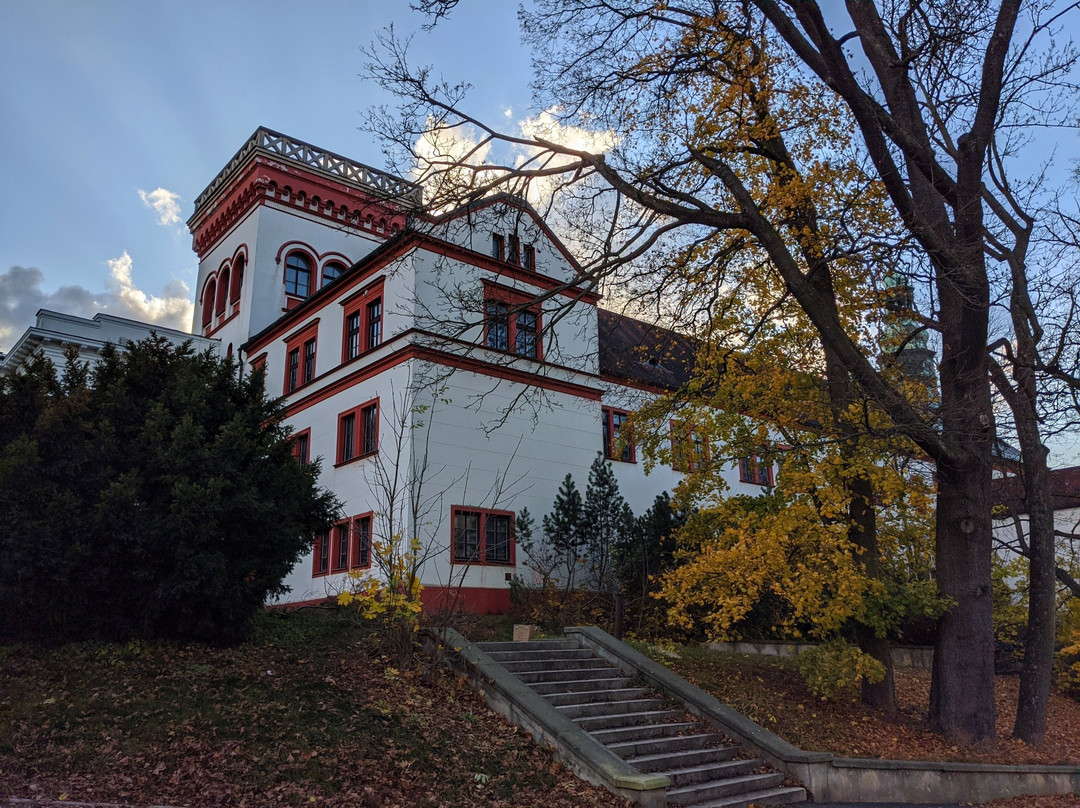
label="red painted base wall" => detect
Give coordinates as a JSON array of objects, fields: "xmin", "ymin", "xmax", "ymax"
[
  {"xmin": 421, "ymin": 586, "xmax": 511, "ymax": 615},
  {"xmin": 271, "ymin": 586, "xmax": 511, "ymax": 615}
]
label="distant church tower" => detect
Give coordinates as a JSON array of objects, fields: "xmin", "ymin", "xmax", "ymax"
[
  {"xmin": 880, "ymin": 269, "xmax": 937, "ymax": 382},
  {"xmin": 186, "ymin": 128, "xmax": 419, "ymax": 361}
]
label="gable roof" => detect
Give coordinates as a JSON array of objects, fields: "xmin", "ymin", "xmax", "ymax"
[{"xmin": 597, "ymin": 308, "xmax": 695, "ymax": 390}]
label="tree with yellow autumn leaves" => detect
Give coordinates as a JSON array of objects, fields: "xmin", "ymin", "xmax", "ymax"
[{"xmin": 370, "ymin": 1, "xmax": 1078, "ymax": 745}]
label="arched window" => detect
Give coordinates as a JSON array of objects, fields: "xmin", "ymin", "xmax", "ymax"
[
  {"xmin": 202, "ymin": 278, "xmax": 216, "ymax": 328},
  {"xmin": 230, "ymin": 255, "xmax": 245, "ymax": 303},
  {"xmin": 322, "ymin": 261, "xmax": 346, "ymax": 287},
  {"xmin": 216, "ymin": 267, "xmax": 230, "ymax": 315},
  {"xmin": 284, "ymin": 252, "xmax": 312, "ymax": 298}
]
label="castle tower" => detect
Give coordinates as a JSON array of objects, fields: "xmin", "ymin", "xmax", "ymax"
[{"xmin": 186, "ymin": 128, "xmax": 420, "ymax": 360}]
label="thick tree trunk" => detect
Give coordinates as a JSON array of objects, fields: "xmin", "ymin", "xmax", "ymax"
[{"xmin": 929, "ymin": 449, "xmax": 997, "ymax": 744}]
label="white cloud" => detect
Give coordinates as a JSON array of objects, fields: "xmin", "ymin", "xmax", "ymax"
[
  {"xmin": 106, "ymin": 252, "xmax": 193, "ymax": 328},
  {"xmin": 410, "ymin": 108, "xmax": 618, "ymax": 213},
  {"xmin": 0, "ymin": 255, "xmax": 194, "ymax": 352},
  {"xmin": 138, "ymin": 187, "xmax": 183, "ymax": 227}
]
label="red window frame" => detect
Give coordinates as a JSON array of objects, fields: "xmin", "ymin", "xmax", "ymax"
[
  {"xmin": 602, "ymin": 407, "xmax": 635, "ymax": 463},
  {"xmin": 313, "ymin": 513, "xmax": 373, "ymax": 578},
  {"xmin": 523, "ymin": 244, "xmax": 536, "ymax": 271},
  {"xmin": 284, "ymin": 250, "xmax": 313, "ymax": 299},
  {"xmin": 451, "ymin": 507, "xmax": 515, "ymax": 566},
  {"xmin": 336, "ymin": 398, "xmax": 379, "ymax": 465},
  {"xmin": 312, "ymin": 530, "xmax": 331, "ymax": 577},
  {"xmin": 491, "ymin": 233, "xmax": 505, "ymax": 261},
  {"xmin": 230, "ymin": 254, "xmax": 245, "ymax": 305},
  {"xmin": 340, "ymin": 279, "xmax": 385, "ymax": 363},
  {"xmin": 482, "ymin": 282, "xmax": 542, "ymax": 361},
  {"xmin": 351, "ymin": 513, "xmax": 373, "ymax": 570},
  {"xmin": 201, "ymin": 278, "xmax": 216, "ymax": 329},
  {"xmin": 671, "ymin": 420, "xmax": 709, "ymax": 472},
  {"xmin": 291, "ymin": 428, "xmax": 312, "ymax": 466},
  {"xmin": 739, "ymin": 455, "xmax": 775, "ymax": 487},
  {"xmin": 282, "ymin": 320, "xmax": 319, "ymax": 394}
]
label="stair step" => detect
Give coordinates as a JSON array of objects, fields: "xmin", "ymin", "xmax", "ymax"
[
  {"xmin": 590, "ymin": 721, "xmax": 703, "ymax": 744},
  {"xmin": 544, "ymin": 687, "xmax": 652, "ymax": 707},
  {"xmin": 574, "ymin": 708, "xmax": 684, "ymax": 731},
  {"xmin": 624, "ymin": 743, "xmax": 739, "ymax": 770},
  {"xmin": 667, "ymin": 772, "xmax": 784, "ymax": 804},
  {"xmin": 501, "ymin": 657, "xmax": 612, "ymax": 673},
  {"xmin": 653, "ymin": 758, "xmax": 760, "ymax": 788},
  {"xmin": 691, "ymin": 785, "xmax": 807, "ymax": 807},
  {"xmin": 529, "ymin": 676, "xmax": 634, "ymax": 695},
  {"xmin": 485, "ymin": 648, "xmax": 596, "ymax": 663},
  {"xmin": 516, "ymin": 666, "xmax": 621, "ymax": 684},
  {"xmin": 476, "ymin": 640, "xmax": 579, "ymax": 652},
  {"xmin": 555, "ymin": 698, "xmax": 667, "ymax": 719}
]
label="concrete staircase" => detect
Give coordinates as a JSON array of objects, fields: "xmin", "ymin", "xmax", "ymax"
[{"xmin": 475, "ymin": 638, "xmax": 806, "ymax": 808}]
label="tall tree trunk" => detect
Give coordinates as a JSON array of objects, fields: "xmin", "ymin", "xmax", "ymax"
[{"xmin": 1003, "ymin": 369, "xmax": 1057, "ymax": 744}]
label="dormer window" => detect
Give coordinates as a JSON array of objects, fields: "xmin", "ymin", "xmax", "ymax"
[{"xmin": 285, "ymin": 252, "xmax": 312, "ymax": 298}]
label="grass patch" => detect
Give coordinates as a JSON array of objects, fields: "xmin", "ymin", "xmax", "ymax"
[{"xmin": 0, "ymin": 608, "xmax": 628, "ymax": 807}]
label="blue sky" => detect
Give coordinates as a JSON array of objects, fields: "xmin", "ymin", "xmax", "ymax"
[{"xmin": 0, "ymin": 0, "xmax": 534, "ymax": 349}]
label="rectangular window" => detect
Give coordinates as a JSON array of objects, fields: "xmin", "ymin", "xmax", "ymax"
[
  {"xmin": 313, "ymin": 531, "xmax": 330, "ymax": 576},
  {"xmin": 345, "ymin": 311, "xmax": 361, "ymax": 360},
  {"xmin": 602, "ymin": 407, "xmax": 634, "ymax": 462},
  {"xmin": 286, "ymin": 348, "xmax": 299, "ymax": 392},
  {"xmin": 452, "ymin": 508, "xmax": 515, "ymax": 565},
  {"xmin": 337, "ymin": 399, "xmax": 379, "ymax": 464},
  {"xmin": 485, "ymin": 514, "xmax": 511, "ymax": 563},
  {"xmin": 523, "ymin": 244, "xmax": 535, "ymax": 271},
  {"xmin": 508, "ymin": 235, "xmax": 521, "ymax": 265},
  {"xmin": 292, "ymin": 429, "xmax": 311, "ymax": 466},
  {"xmin": 672, "ymin": 421, "xmax": 709, "ymax": 472},
  {"xmin": 341, "ymin": 280, "xmax": 385, "ymax": 363},
  {"xmin": 366, "ymin": 299, "xmax": 382, "ymax": 350},
  {"xmin": 302, "ymin": 338, "xmax": 316, "ymax": 384},
  {"xmin": 483, "ymin": 284, "xmax": 543, "ymax": 361},
  {"xmin": 486, "ymin": 301, "xmax": 509, "ymax": 351},
  {"xmin": 739, "ymin": 456, "xmax": 774, "ymax": 487},
  {"xmin": 283, "ymin": 320, "xmax": 319, "ymax": 394},
  {"xmin": 352, "ymin": 514, "xmax": 372, "ymax": 569},
  {"xmin": 491, "ymin": 233, "xmax": 505, "ymax": 261},
  {"xmin": 339, "ymin": 413, "xmax": 356, "ymax": 463},
  {"xmin": 454, "ymin": 510, "xmax": 480, "ymax": 562},
  {"xmin": 515, "ymin": 310, "xmax": 538, "ymax": 358},
  {"xmin": 333, "ymin": 523, "xmax": 350, "ymax": 572},
  {"xmin": 362, "ymin": 402, "xmax": 378, "ymax": 456}
]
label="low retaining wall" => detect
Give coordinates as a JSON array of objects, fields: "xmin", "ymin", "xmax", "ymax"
[
  {"xmin": 571, "ymin": 627, "xmax": 1079, "ymax": 804},
  {"xmin": 706, "ymin": 640, "xmax": 934, "ymax": 669}
]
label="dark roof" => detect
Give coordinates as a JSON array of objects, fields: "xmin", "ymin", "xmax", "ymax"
[
  {"xmin": 992, "ymin": 465, "xmax": 1080, "ymax": 514},
  {"xmin": 597, "ymin": 308, "xmax": 695, "ymax": 390}
]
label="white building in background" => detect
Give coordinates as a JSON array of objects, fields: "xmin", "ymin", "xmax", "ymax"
[
  {"xmin": 0, "ymin": 309, "xmax": 217, "ymax": 377},
  {"xmin": 188, "ymin": 127, "xmax": 773, "ymax": 611}
]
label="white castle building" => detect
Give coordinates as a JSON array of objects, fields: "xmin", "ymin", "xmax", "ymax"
[{"xmin": 188, "ymin": 128, "xmax": 782, "ymax": 611}]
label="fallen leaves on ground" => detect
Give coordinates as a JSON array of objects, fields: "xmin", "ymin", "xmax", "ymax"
[
  {"xmin": 0, "ymin": 612, "xmax": 629, "ymax": 808},
  {"xmin": 652, "ymin": 645, "xmax": 1080, "ymax": 765}
]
